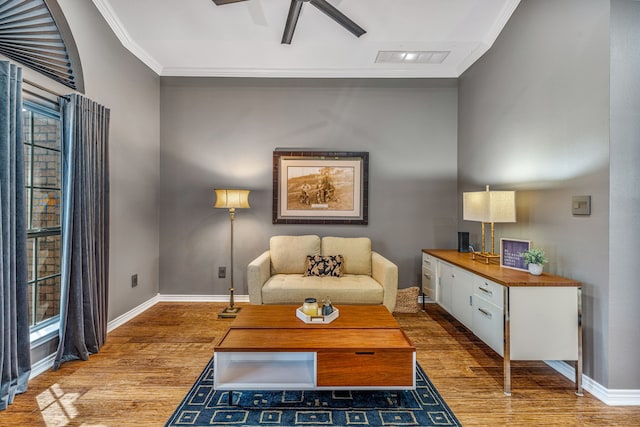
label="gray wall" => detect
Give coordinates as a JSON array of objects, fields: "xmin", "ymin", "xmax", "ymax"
[
  {"xmin": 609, "ymin": 0, "xmax": 640, "ymax": 389},
  {"xmin": 159, "ymin": 78, "xmax": 458, "ymax": 295},
  {"xmin": 58, "ymin": 0, "xmax": 161, "ymax": 320},
  {"xmin": 459, "ymin": 0, "xmax": 640, "ymax": 389}
]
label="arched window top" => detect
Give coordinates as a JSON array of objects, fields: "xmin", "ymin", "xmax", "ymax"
[{"xmin": 0, "ymin": 0, "xmax": 84, "ymax": 92}]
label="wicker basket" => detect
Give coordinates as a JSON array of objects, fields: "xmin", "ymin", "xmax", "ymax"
[{"xmin": 394, "ymin": 286, "xmax": 420, "ymax": 313}]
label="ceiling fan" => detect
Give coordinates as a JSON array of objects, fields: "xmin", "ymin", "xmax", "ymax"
[{"xmin": 212, "ymin": 0, "xmax": 366, "ymax": 44}]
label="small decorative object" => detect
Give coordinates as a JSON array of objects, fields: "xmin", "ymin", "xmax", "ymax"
[
  {"xmin": 521, "ymin": 247, "xmax": 548, "ymax": 275},
  {"xmin": 322, "ymin": 297, "xmax": 334, "ymax": 316},
  {"xmin": 500, "ymin": 238, "xmax": 531, "ymax": 271},
  {"xmin": 296, "ymin": 306, "xmax": 340, "ymax": 324},
  {"xmin": 302, "ymin": 297, "xmax": 319, "ymax": 316}
]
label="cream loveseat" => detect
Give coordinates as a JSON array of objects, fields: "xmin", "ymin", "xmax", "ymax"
[{"xmin": 247, "ymin": 235, "xmax": 398, "ymax": 312}]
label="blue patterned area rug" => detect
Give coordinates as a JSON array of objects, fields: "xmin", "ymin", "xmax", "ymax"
[{"xmin": 165, "ymin": 357, "xmax": 461, "ymax": 427}]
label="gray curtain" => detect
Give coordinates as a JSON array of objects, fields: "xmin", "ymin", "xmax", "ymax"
[
  {"xmin": 0, "ymin": 62, "xmax": 30, "ymax": 410},
  {"xmin": 53, "ymin": 94, "xmax": 110, "ymax": 369}
]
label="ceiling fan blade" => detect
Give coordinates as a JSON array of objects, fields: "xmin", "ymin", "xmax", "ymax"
[
  {"xmin": 281, "ymin": 0, "xmax": 304, "ymax": 44},
  {"xmin": 309, "ymin": 0, "xmax": 366, "ymax": 38},
  {"xmin": 211, "ymin": 0, "xmax": 249, "ymax": 5}
]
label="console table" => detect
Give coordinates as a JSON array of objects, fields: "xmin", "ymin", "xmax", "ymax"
[{"xmin": 423, "ymin": 249, "xmax": 582, "ymax": 396}]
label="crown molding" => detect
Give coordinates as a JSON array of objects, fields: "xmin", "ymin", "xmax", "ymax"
[
  {"xmin": 160, "ymin": 65, "xmax": 460, "ymax": 79},
  {"xmin": 484, "ymin": 0, "xmax": 522, "ymax": 46},
  {"xmin": 91, "ymin": 0, "xmax": 163, "ymax": 74}
]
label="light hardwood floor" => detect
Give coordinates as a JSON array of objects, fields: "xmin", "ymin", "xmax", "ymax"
[{"xmin": 2, "ymin": 302, "xmax": 639, "ymax": 426}]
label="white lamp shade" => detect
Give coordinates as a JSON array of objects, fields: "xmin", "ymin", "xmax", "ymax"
[
  {"xmin": 214, "ymin": 189, "xmax": 250, "ymax": 209},
  {"xmin": 463, "ymin": 189, "xmax": 516, "ymax": 223}
]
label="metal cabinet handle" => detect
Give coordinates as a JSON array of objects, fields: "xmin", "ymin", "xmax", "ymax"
[
  {"xmin": 424, "ymin": 273, "xmax": 431, "ymax": 280},
  {"xmin": 355, "ymin": 351, "xmax": 375, "ymax": 355},
  {"xmin": 478, "ymin": 307, "xmax": 492, "ymax": 319},
  {"xmin": 478, "ymin": 286, "xmax": 493, "ymax": 296}
]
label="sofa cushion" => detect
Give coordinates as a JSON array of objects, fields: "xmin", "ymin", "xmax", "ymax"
[
  {"xmin": 321, "ymin": 237, "xmax": 372, "ymax": 275},
  {"xmin": 304, "ymin": 255, "xmax": 343, "ymax": 277},
  {"xmin": 270, "ymin": 235, "xmax": 320, "ymax": 275},
  {"xmin": 262, "ymin": 274, "xmax": 383, "ymax": 306}
]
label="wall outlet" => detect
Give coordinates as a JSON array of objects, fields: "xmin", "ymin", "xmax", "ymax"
[
  {"xmin": 218, "ymin": 267, "xmax": 226, "ymax": 278},
  {"xmin": 131, "ymin": 274, "xmax": 138, "ymax": 288}
]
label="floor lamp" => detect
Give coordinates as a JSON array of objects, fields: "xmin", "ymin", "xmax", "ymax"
[
  {"xmin": 214, "ymin": 189, "xmax": 250, "ymax": 318},
  {"xmin": 463, "ymin": 185, "xmax": 516, "ymax": 264}
]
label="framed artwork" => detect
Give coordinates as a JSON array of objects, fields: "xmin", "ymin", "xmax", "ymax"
[
  {"xmin": 273, "ymin": 150, "xmax": 369, "ymax": 225},
  {"xmin": 500, "ymin": 238, "xmax": 531, "ymax": 271}
]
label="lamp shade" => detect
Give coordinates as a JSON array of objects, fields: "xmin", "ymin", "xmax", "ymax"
[
  {"xmin": 463, "ymin": 187, "xmax": 516, "ymax": 223},
  {"xmin": 214, "ymin": 189, "xmax": 250, "ymax": 209}
]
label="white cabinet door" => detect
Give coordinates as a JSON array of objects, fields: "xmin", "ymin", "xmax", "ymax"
[
  {"xmin": 451, "ymin": 269, "xmax": 474, "ymax": 328},
  {"xmin": 437, "ymin": 261, "xmax": 454, "ymax": 314}
]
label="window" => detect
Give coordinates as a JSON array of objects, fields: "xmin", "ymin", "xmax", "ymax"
[{"xmin": 23, "ymin": 100, "xmax": 62, "ymax": 336}]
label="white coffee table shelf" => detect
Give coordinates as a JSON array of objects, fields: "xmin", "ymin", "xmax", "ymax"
[{"xmin": 214, "ymin": 352, "xmax": 316, "ymax": 389}]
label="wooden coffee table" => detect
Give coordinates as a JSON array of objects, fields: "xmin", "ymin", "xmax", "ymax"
[{"xmin": 214, "ymin": 305, "xmax": 416, "ymax": 403}]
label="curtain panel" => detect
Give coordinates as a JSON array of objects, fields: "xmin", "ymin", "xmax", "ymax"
[
  {"xmin": 0, "ymin": 61, "xmax": 31, "ymax": 410},
  {"xmin": 54, "ymin": 94, "xmax": 110, "ymax": 369}
]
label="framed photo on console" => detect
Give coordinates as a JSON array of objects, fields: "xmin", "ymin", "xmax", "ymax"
[
  {"xmin": 500, "ymin": 238, "xmax": 531, "ymax": 271},
  {"xmin": 273, "ymin": 149, "xmax": 369, "ymax": 225}
]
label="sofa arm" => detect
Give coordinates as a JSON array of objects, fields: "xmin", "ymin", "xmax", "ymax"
[
  {"xmin": 372, "ymin": 251, "xmax": 398, "ymax": 312},
  {"xmin": 248, "ymin": 250, "xmax": 271, "ymax": 305}
]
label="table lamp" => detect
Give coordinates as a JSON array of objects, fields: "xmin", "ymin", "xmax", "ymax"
[{"xmin": 463, "ymin": 185, "xmax": 516, "ymax": 264}]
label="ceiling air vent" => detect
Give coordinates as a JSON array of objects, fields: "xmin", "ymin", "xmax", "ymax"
[{"xmin": 375, "ymin": 50, "xmax": 450, "ymax": 65}]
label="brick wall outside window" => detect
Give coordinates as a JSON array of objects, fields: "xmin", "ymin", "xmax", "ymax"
[{"xmin": 25, "ymin": 110, "xmax": 62, "ymax": 327}]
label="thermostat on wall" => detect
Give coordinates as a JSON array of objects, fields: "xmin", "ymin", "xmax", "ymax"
[{"xmin": 572, "ymin": 195, "xmax": 591, "ymax": 216}]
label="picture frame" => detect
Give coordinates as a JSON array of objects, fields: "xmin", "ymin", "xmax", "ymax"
[
  {"xmin": 273, "ymin": 149, "xmax": 369, "ymax": 225},
  {"xmin": 500, "ymin": 238, "xmax": 532, "ymax": 271}
]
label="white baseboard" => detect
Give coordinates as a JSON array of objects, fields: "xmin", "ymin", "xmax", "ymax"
[
  {"xmin": 107, "ymin": 295, "xmax": 161, "ymax": 333},
  {"xmin": 29, "ymin": 353, "xmax": 57, "ymax": 380},
  {"xmin": 107, "ymin": 294, "xmax": 249, "ymax": 331},
  {"xmin": 157, "ymin": 294, "xmax": 250, "ymax": 303},
  {"xmin": 545, "ymin": 360, "xmax": 640, "ymax": 406}
]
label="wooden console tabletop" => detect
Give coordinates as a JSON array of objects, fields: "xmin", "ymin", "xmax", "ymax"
[{"xmin": 423, "ymin": 249, "xmax": 581, "ymax": 287}]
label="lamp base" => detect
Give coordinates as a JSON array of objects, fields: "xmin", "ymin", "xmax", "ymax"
[
  {"xmin": 218, "ymin": 306, "xmax": 242, "ymax": 319},
  {"xmin": 471, "ymin": 252, "xmax": 501, "ymax": 264}
]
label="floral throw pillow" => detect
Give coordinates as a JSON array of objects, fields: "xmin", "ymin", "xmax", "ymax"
[{"xmin": 304, "ymin": 255, "xmax": 343, "ymax": 277}]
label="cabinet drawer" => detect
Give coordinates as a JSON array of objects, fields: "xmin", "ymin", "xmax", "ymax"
[
  {"xmin": 317, "ymin": 351, "xmax": 414, "ymax": 387},
  {"xmin": 473, "ymin": 276, "xmax": 504, "ymax": 309},
  {"xmin": 422, "ymin": 252, "xmax": 434, "ymax": 270},
  {"xmin": 422, "ymin": 267, "xmax": 434, "ymax": 299},
  {"xmin": 472, "ymin": 298, "xmax": 504, "ymax": 356}
]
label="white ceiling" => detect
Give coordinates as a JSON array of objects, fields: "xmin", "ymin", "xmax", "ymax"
[{"xmin": 92, "ymin": 0, "xmax": 520, "ymax": 78}]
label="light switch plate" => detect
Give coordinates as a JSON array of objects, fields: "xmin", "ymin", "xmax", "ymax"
[{"xmin": 572, "ymin": 196, "xmax": 591, "ymax": 215}]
